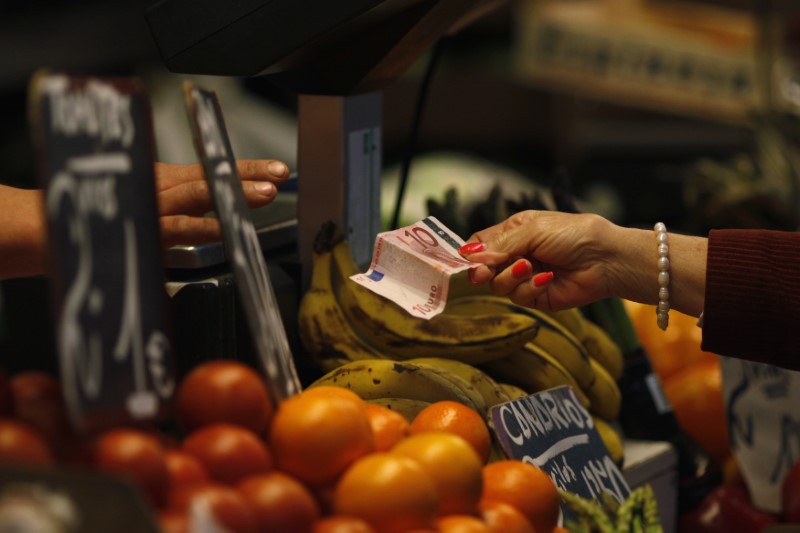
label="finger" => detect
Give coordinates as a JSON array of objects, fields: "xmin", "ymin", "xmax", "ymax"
[
  {"xmin": 467, "ymin": 264, "xmax": 495, "ymax": 285},
  {"xmin": 488, "ymin": 259, "xmax": 533, "ymax": 296},
  {"xmin": 237, "ymin": 159, "xmax": 290, "ymax": 183},
  {"xmin": 159, "ymin": 215, "xmax": 222, "ymax": 249},
  {"xmin": 155, "ymin": 159, "xmax": 290, "ymax": 190},
  {"xmin": 157, "ymin": 180, "xmax": 278, "ymax": 217},
  {"xmin": 506, "ymin": 272, "xmax": 555, "ymax": 311}
]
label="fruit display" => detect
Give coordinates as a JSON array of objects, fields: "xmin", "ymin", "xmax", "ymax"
[
  {"xmin": 0, "ymin": 360, "xmax": 558, "ymax": 532},
  {"xmin": 297, "ymin": 223, "xmax": 628, "ymax": 445}
]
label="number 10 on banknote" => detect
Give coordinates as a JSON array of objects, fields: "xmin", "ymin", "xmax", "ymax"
[{"xmin": 350, "ymin": 217, "xmax": 480, "ymax": 319}]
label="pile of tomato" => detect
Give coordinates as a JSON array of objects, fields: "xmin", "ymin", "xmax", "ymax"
[{"xmin": 0, "ymin": 360, "xmax": 565, "ymax": 533}]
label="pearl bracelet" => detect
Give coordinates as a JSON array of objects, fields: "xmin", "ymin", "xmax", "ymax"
[{"xmin": 654, "ymin": 222, "xmax": 670, "ymax": 331}]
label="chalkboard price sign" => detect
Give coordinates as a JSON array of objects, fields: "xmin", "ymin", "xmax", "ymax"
[
  {"xmin": 28, "ymin": 72, "xmax": 175, "ymax": 432},
  {"xmin": 490, "ymin": 385, "xmax": 631, "ymax": 521},
  {"xmin": 183, "ymin": 82, "xmax": 301, "ymax": 403}
]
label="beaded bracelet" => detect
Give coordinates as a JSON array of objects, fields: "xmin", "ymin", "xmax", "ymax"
[{"xmin": 654, "ymin": 222, "xmax": 670, "ymax": 331}]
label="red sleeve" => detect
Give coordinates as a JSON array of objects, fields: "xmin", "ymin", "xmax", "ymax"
[{"xmin": 701, "ymin": 229, "xmax": 800, "ymax": 370}]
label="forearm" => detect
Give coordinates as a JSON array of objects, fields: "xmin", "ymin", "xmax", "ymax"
[
  {"xmin": 607, "ymin": 224, "xmax": 707, "ymax": 318},
  {"xmin": 0, "ymin": 185, "xmax": 47, "ymax": 279}
]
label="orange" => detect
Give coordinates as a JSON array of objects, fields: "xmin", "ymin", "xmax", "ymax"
[
  {"xmin": 364, "ymin": 403, "xmax": 410, "ymax": 452},
  {"xmin": 268, "ymin": 390, "xmax": 374, "ymax": 487},
  {"xmin": 479, "ymin": 501, "xmax": 535, "ymax": 533},
  {"xmin": 410, "ymin": 401, "xmax": 492, "ymax": 463},
  {"xmin": 303, "ymin": 385, "xmax": 365, "ymax": 404},
  {"xmin": 480, "ymin": 460, "xmax": 560, "ymax": 533},
  {"xmin": 333, "ymin": 452, "xmax": 438, "ymax": 533},
  {"xmin": 623, "ymin": 301, "xmax": 718, "ymax": 382},
  {"xmin": 662, "ymin": 359, "xmax": 730, "ymax": 462},
  {"xmin": 435, "ymin": 515, "xmax": 491, "ymax": 533},
  {"xmin": 313, "ymin": 515, "xmax": 377, "ymax": 533},
  {"xmin": 392, "ymin": 431, "xmax": 483, "ymax": 516}
]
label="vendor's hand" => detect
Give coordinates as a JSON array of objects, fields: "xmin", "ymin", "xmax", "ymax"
[
  {"xmin": 458, "ymin": 210, "xmax": 618, "ymax": 311},
  {"xmin": 154, "ymin": 159, "xmax": 289, "ymax": 247}
]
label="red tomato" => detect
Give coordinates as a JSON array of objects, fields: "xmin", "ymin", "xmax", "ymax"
[
  {"xmin": 236, "ymin": 471, "xmax": 321, "ymax": 532},
  {"xmin": 93, "ymin": 428, "xmax": 169, "ymax": 508},
  {"xmin": 165, "ymin": 449, "xmax": 209, "ymax": 490},
  {"xmin": 168, "ymin": 483, "xmax": 256, "ymax": 533},
  {"xmin": 0, "ymin": 417, "xmax": 54, "ymax": 466},
  {"xmin": 782, "ymin": 459, "xmax": 800, "ymax": 522},
  {"xmin": 176, "ymin": 360, "xmax": 274, "ymax": 435},
  {"xmin": 9, "ymin": 371, "xmax": 74, "ymax": 445},
  {"xmin": 182, "ymin": 423, "xmax": 272, "ymax": 485}
]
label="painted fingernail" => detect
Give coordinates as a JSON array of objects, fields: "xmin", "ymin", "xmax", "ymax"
[
  {"xmin": 268, "ymin": 161, "xmax": 288, "ymax": 176},
  {"xmin": 468, "ymin": 268, "xmax": 478, "ymax": 285},
  {"xmin": 532, "ymin": 271, "xmax": 554, "ymax": 287},
  {"xmin": 511, "ymin": 260, "xmax": 530, "ymax": 279},
  {"xmin": 459, "ymin": 242, "xmax": 485, "ymax": 254}
]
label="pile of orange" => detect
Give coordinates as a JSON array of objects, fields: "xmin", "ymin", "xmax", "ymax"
[
  {"xmin": 624, "ymin": 301, "xmax": 730, "ymax": 463},
  {"xmin": 0, "ymin": 360, "xmax": 569, "ymax": 532},
  {"xmin": 267, "ymin": 392, "xmax": 561, "ymax": 533}
]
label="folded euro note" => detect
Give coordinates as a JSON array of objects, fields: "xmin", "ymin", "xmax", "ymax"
[{"xmin": 350, "ymin": 216, "xmax": 481, "ymax": 319}]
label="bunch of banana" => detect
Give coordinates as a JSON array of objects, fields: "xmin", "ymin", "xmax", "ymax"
[
  {"xmin": 330, "ymin": 236, "xmax": 540, "ymax": 365},
  {"xmin": 297, "ymin": 222, "xmax": 541, "ymax": 374},
  {"xmin": 445, "ymin": 294, "xmax": 626, "ymax": 423},
  {"xmin": 296, "ymin": 223, "xmax": 388, "ymax": 373}
]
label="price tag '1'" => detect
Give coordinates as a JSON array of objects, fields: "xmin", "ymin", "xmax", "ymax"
[
  {"xmin": 183, "ymin": 82, "xmax": 301, "ymax": 403},
  {"xmin": 29, "ymin": 72, "xmax": 175, "ymax": 432}
]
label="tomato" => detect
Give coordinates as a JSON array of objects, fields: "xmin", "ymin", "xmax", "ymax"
[
  {"xmin": 168, "ymin": 483, "xmax": 256, "ymax": 533},
  {"xmin": 176, "ymin": 360, "xmax": 274, "ymax": 435},
  {"xmin": 93, "ymin": 428, "xmax": 169, "ymax": 508},
  {"xmin": 165, "ymin": 449, "xmax": 209, "ymax": 490},
  {"xmin": 236, "ymin": 471, "xmax": 320, "ymax": 532},
  {"xmin": 182, "ymin": 423, "xmax": 272, "ymax": 485},
  {"xmin": 9, "ymin": 371, "xmax": 74, "ymax": 445},
  {"xmin": 0, "ymin": 417, "xmax": 54, "ymax": 466},
  {"xmin": 782, "ymin": 459, "xmax": 800, "ymax": 522}
]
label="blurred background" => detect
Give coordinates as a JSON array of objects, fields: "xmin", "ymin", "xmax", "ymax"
[{"xmin": 3, "ymin": 0, "xmax": 800, "ymax": 370}]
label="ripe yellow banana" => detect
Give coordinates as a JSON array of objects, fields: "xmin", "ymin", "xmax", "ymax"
[
  {"xmin": 297, "ymin": 242, "xmax": 388, "ymax": 372},
  {"xmin": 365, "ymin": 397, "xmax": 432, "ymax": 423},
  {"xmin": 408, "ymin": 357, "xmax": 512, "ymax": 410},
  {"xmin": 446, "ymin": 295, "xmax": 596, "ymax": 390},
  {"xmin": 547, "ymin": 307, "xmax": 587, "ymax": 341},
  {"xmin": 308, "ymin": 359, "xmax": 483, "ymax": 412},
  {"xmin": 581, "ymin": 319, "xmax": 624, "ymax": 380},
  {"xmin": 331, "ymin": 239, "xmax": 539, "ymax": 365},
  {"xmin": 583, "ymin": 358, "xmax": 623, "ymax": 421},
  {"xmin": 592, "ymin": 416, "xmax": 625, "ymax": 468},
  {"xmin": 480, "ymin": 343, "xmax": 591, "ymax": 409}
]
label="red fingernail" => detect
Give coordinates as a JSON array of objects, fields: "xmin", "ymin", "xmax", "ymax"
[
  {"xmin": 511, "ymin": 260, "xmax": 530, "ymax": 279},
  {"xmin": 459, "ymin": 242, "xmax": 485, "ymax": 254},
  {"xmin": 532, "ymin": 272, "xmax": 554, "ymax": 287}
]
